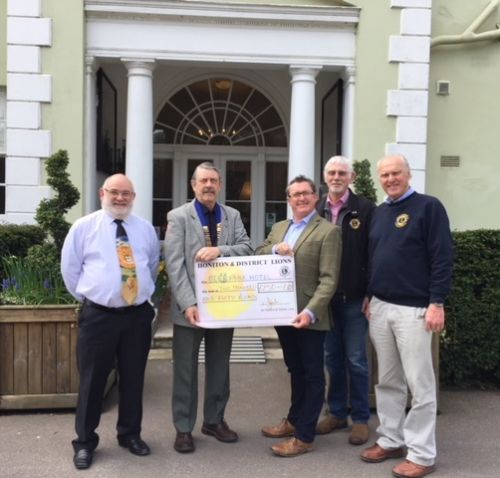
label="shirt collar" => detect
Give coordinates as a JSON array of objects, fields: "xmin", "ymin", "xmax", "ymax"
[
  {"xmin": 102, "ymin": 209, "xmax": 131, "ymax": 225},
  {"xmin": 291, "ymin": 209, "xmax": 317, "ymax": 225},
  {"xmin": 195, "ymin": 198, "xmax": 218, "ymax": 213},
  {"xmin": 385, "ymin": 187, "xmax": 416, "ymax": 204},
  {"xmin": 326, "ymin": 188, "xmax": 350, "ymax": 207}
]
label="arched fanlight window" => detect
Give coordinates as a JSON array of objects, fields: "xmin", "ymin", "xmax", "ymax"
[{"xmin": 154, "ymin": 78, "xmax": 287, "ymax": 147}]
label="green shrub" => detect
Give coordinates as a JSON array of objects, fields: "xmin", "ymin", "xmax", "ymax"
[
  {"xmin": 441, "ymin": 230, "xmax": 500, "ymax": 387},
  {"xmin": 353, "ymin": 159, "xmax": 378, "ymax": 203},
  {"xmin": 34, "ymin": 149, "xmax": 80, "ymax": 252},
  {"xmin": 0, "ymin": 150, "xmax": 80, "ymax": 305},
  {"xmin": 0, "ymin": 224, "xmax": 46, "ymax": 258}
]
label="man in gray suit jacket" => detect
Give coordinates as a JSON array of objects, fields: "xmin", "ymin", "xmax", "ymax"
[{"xmin": 165, "ymin": 162, "xmax": 252, "ymax": 454}]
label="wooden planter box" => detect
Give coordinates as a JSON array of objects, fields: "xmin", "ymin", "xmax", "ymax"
[{"xmin": 0, "ymin": 305, "xmax": 115, "ymax": 410}]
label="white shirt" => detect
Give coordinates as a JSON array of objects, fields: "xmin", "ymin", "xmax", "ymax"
[{"xmin": 61, "ymin": 209, "xmax": 160, "ymax": 307}]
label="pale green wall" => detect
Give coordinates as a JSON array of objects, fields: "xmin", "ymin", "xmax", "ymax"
[
  {"xmin": 350, "ymin": 1, "xmax": 399, "ymax": 198},
  {"xmin": 428, "ymin": 0, "xmax": 500, "ymax": 230},
  {"xmin": 42, "ymin": 0, "xmax": 85, "ymax": 219},
  {"xmin": 0, "ymin": 0, "xmax": 6, "ymax": 85}
]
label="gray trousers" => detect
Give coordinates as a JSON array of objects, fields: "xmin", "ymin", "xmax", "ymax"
[{"xmin": 172, "ymin": 324, "xmax": 234, "ymax": 432}]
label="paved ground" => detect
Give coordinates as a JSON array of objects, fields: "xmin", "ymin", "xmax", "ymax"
[{"xmin": 1, "ymin": 351, "xmax": 500, "ymax": 478}]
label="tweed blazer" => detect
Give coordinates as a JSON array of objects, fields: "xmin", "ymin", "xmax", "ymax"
[
  {"xmin": 255, "ymin": 213, "xmax": 342, "ymax": 331},
  {"xmin": 164, "ymin": 200, "xmax": 253, "ymax": 327}
]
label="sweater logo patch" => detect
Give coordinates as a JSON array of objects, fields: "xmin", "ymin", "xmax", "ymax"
[
  {"xmin": 349, "ymin": 218, "xmax": 361, "ymax": 230},
  {"xmin": 395, "ymin": 213, "xmax": 410, "ymax": 228}
]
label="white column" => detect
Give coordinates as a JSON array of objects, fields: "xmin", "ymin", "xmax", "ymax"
[
  {"xmin": 342, "ymin": 66, "xmax": 356, "ymax": 159},
  {"xmin": 84, "ymin": 56, "xmax": 98, "ymax": 213},
  {"xmin": 122, "ymin": 59, "xmax": 155, "ymax": 221},
  {"xmin": 288, "ymin": 66, "xmax": 322, "ymax": 183}
]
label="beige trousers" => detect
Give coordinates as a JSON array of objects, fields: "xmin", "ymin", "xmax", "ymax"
[{"xmin": 370, "ymin": 297, "xmax": 437, "ymax": 466}]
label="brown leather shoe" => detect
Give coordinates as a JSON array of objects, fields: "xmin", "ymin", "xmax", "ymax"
[
  {"xmin": 201, "ymin": 420, "xmax": 238, "ymax": 443},
  {"xmin": 392, "ymin": 460, "xmax": 436, "ymax": 478},
  {"xmin": 349, "ymin": 423, "xmax": 370, "ymax": 445},
  {"xmin": 361, "ymin": 443, "xmax": 406, "ymax": 463},
  {"xmin": 174, "ymin": 432, "xmax": 195, "ymax": 453},
  {"xmin": 271, "ymin": 437, "xmax": 314, "ymax": 457},
  {"xmin": 315, "ymin": 415, "xmax": 348, "ymax": 435},
  {"xmin": 261, "ymin": 418, "xmax": 295, "ymax": 438}
]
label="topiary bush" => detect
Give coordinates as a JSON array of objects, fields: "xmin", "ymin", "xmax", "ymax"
[
  {"xmin": 1, "ymin": 150, "xmax": 80, "ymax": 305},
  {"xmin": 441, "ymin": 230, "xmax": 500, "ymax": 387},
  {"xmin": 353, "ymin": 158, "xmax": 378, "ymax": 203},
  {"xmin": 33, "ymin": 149, "xmax": 80, "ymax": 252}
]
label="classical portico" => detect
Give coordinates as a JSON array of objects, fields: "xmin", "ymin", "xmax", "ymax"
[{"xmin": 83, "ymin": 0, "xmax": 359, "ymax": 240}]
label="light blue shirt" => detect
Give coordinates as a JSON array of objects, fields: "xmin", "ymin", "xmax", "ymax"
[
  {"xmin": 61, "ymin": 209, "xmax": 160, "ymax": 307},
  {"xmin": 274, "ymin": 209, "xmax": 318, "ymax": 322},
  {"xmin": 385, "ymin": 187, "xmax": 416, "ymax": 204},
  {"xmin": 283, "ymin": 209, "xmax": 317, "ymax": 248}
]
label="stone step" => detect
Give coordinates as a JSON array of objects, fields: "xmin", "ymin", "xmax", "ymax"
[{"xmin": 152, "ymin": 324, "xmax": 281, "ymax": 350}]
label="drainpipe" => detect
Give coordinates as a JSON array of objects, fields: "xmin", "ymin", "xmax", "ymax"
[{"xmin": 431, "ymin": 0, "xmax": 500, "ymax": 47}]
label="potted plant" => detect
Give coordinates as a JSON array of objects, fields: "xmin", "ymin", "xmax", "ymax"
[{"xmin": 0, "ymin": 150, "xmax": 89, "ymax": 410}]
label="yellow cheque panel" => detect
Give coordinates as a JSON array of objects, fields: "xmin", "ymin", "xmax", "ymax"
[{"xmin": 195, "ymin": 255, "xmax": 297, "ymax": 328}]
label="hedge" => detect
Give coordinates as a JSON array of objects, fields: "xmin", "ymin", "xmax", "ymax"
[
  {"xmin": 0, "ymin": 224, "xmax": 46, "ymax": 258},
  {"xmin": 441, "ymin": 230, "xmax": 500, "ymax": 387}
]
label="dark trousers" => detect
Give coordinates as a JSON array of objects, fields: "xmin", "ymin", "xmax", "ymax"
[
  {"xmin": 324, "ymin": 296, "xmax": 370, "ymax": 423},
  {"xmin": 276, "ymin": 326, "xmax": 326, "ymax": 443},
  {"xmin": 72, "ymin": 301, "xmax": 154, "ymax": 452}
]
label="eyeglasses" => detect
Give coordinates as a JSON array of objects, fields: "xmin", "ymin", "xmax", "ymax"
[
  {"xmin": 326, "ymin": 170, "xmax": 349, "ymax": 177},
  {"xmin": 103, "ymin": 188, "xmax": 135, "ymax": 199},
  {"xmin": 288, "ymin": 191, "xmax": 315, "ymax": 199}
]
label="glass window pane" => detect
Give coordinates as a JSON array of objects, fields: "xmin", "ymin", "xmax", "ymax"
[
  {"xmin": 169, "ymin": 88, "xmax": 195, "ymax": 113},
  {"xmin": 0, "ymin": 187, "xmax": 4, "ymax": 214},
  {"xmin": 245, "ymin": 89, "xmax": 270, "ymax": 116},
  {"xmin": 0, "ymin": 155, "xmax": 5, "ymax": 183},
  {"xmin": 189, "ymin": 79, "xmax": 210, "ymax": 105},
  {"xmin": 266, "ymin": 162, "xmax": 287, "ymax": 201},
  {"xmin": 153, "ymin": 200, "xmax": 172, "ymax": 240},
  {"xmin": 153, "ymin": 159, "xmax": 172, "ymax": 199},
  {"xmin": 154, "ymin": 78, "xmax": 287, "ymax": 147},
  {"xmin": 226, "ymin": 201, "xmax": 251, "ymax": 237},
  {"xmin": 264, "ymin": 126, "xmax": 287, "ymax": 147},
  {"xmin": 264, "ymin": 203, "xmax": 287, "ymax": 236},
  {"xmin": 226, "ymin": 161, "xmax": 251, "ymax": 201},
  {"xmin": 228, "ymin": 80, "xmax": 252, "ymax": 105}
]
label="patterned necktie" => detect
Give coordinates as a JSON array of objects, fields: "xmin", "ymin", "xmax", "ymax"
[{"xmin": 115, "ymin": 219, "xmax": 138, "ymax": 305}]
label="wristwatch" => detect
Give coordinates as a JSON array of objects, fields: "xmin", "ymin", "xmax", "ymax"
[{"xmin": 430, "ymin": 303, "xmax": 444, "ymax": 308}]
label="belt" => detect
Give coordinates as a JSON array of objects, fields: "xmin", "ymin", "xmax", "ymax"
[{"xmin": 83, "ymin": 298, "xmax": 147, "ymax": 313}]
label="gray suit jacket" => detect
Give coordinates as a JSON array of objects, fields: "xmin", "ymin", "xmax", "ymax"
[
  {"xmin": 164, "ymin": 199, "xmax": 253, "ymax": 327},
  {"xmin": 255, "ymin": 213, "xmax": 341, "ymax": 331}
]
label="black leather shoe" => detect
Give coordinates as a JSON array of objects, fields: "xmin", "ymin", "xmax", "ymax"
[
  {"xmin": 73, "ymin": 449, "xmax": 93, "ymax": 470},
  {"xmin": 201, "ymin": 420, "xmax": 238, "ymax": 443},
  {"xmin": 118, "ymin": 437, "xmax": 150, "ymax": 456},
  {"xmin": 174, "ymin": 432, "xmax": 195, "ymax": 453}
]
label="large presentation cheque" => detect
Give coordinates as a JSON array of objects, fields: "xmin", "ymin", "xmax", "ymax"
[{"xmin": 194, "ymin": 254, "xmax": 297, "ymax": 328}]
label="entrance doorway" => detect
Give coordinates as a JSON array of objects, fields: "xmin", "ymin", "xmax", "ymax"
[
  {"xmin": 153, "ymin": 149, "xmax": 288, "ymax": 246},
  {"xmin": 152, "ymin": 76, "xmax": 290, "ymax": 245}
]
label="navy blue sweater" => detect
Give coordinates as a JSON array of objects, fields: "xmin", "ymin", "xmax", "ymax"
[{"xmin": 368, "ymin": 192, "xmax": 453, "ymax": 308}]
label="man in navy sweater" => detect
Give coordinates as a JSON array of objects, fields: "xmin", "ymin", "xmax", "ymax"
[{"xmin": 360, "ymin": 155, "xmax": 453, "ymax": 478}]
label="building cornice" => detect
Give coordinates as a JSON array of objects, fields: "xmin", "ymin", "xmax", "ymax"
[{"xmin": 85, "ymin": 0, "xmax": 360, "ymax": 27}]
